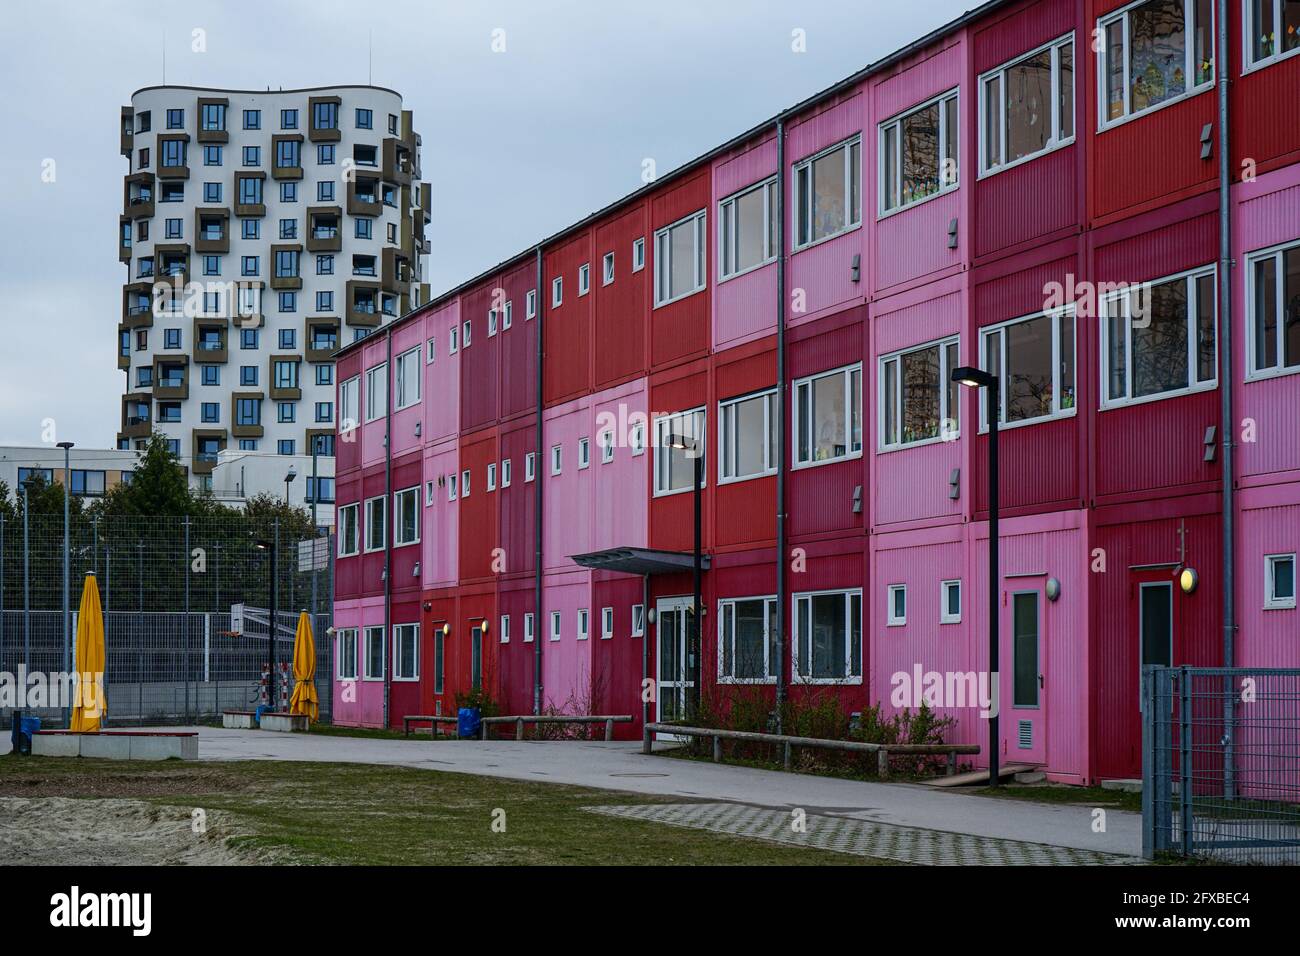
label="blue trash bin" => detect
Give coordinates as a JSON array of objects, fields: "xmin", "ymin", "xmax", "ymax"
[
  {"xmin": 457, "ymin": 707, "xmax": 481, "ymax": 739},
  {"xmin": 10, "ymin": 714, "xmax": 40, "ymax": 755}
]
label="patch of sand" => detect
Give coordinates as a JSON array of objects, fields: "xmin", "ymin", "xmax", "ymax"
[{"xmin": 0, "ymin": 796, "xmax": 260, "ymax": 865}]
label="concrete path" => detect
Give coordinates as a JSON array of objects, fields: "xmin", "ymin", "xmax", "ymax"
[{"xmin": 138, "ymin": 725, "xmax": 1141, "ymax": 858}]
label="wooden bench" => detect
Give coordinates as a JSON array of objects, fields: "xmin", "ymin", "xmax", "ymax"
[
  {"xmin": 402, "ymin": 715, "xmax": 460, "ymax": 737},
  {"xmin": 479, "ymin": 715, "xmax": 634, "ymax": 741},
  {"xmin": 643, "ymin": 723, "xmax": 980, "ymax": 778}
]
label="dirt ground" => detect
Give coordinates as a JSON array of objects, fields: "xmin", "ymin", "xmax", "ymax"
[{"xmin": 0, "ymin": 796, "xmax": 258, "ymax": 865}]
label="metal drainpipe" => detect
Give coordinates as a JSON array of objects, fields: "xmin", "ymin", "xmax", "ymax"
[
  {"xmin": 1216, "ymin": 0, "xmax": 1235, "ymax": 791},
  {"xmin": 774, "ymin": 118, "xmax": 788, "ymax": 732},
  {"xmin": 533, "ymin": 246, "xmax": 545, "ymax": 715},
  {"xmin": 383, "ymin": 325, "xmax": 393, "ymax": 730}
]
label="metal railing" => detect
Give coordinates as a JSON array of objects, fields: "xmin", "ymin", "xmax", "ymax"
[{"xmin": 1143, "ymin": 666, "xmax": 1300, "ymax": 863}]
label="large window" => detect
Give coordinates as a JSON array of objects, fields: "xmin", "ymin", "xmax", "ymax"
[
  {"xmin": 340, "ymin": 375, "xmax": 360, "ymax": 432},
  {"xmin": 336, "ymin": 628, "xmax": 358, "ymax": 680},
  {"xmin": 337, "ymin": 503, "xmax": 359, "ymax": 556},
  {"xmin": 364, "ymin": 363, "xmax": 388, "ymax": 422},
  {"xmin": 1101, "ymin": 267, "xmax": 1216, "ymax": 407},
  {"xmin": 719, "ymin": 177, "xmax": 778, "ymax": 279},
  {"xmin": 364, "ymin": 495, "xmax": 386, "ymax": 552},
  {"xmin": 880, "ymin": 91, "xmax": 958, "ymax": 214},
  {"xmin": 393, "ymin": 487, "xmax": 419, "ymax": 546},
  {"xmin": 718, "ymin": 597, "xmax": 778, "ymax": 683},
  {"xmin": 394, "ymin": 346, "xmax": 421, "ymax": 409},
  {"xmin": 1246, "ymin": 0, "xmax": 1300, "ymax": 68},
  {"xmin": 1266, "ymin": 553, "xmax": 1297, "ymax": 609},
  {"xmin": 1098, "ymin": 0, "xmax": 1214, "ymax": 127},
  {"xmin": 653, "ymin": 210, "xmax": 706, "ymax": 306},
  {"xmin": 980, "ymin": 35, "xmax": 1074, "ymax": 175},
  {"xmin": 719, "ymin": 389, "xmax": 777, "ymax": 482},
  {"xmin": 880, "ymin": 338, "xmax": 960, "ymax": 449},
  {"xmin": 653, "ymin": 407, "xmax": 706, "ymax": 496},
  {"xmin": 793, "ymin": 590, "xmax": 862, "ymax": 683},
  {"xmin": 1247, "ymin": 240, "xmax": 1300, "ymax": 377},
  {"xmin": 979, "ymin": 309, "xmax": 1076, "ymax": 429},
  {"xmin": 363, "ymin": 626, "xmax": 384, "ymax": 680},
  {"xmin": 793, "ymin": 364, "xmax": 862, "ymax": 466},
  {"xmin": 393, "ymin": 624, "xmax": 419, "ymax": 681},
  {"xmin": 793, "ymin": 136, "xmax": 861, "ymax": 249}
]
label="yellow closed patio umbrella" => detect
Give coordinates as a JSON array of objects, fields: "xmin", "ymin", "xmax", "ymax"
[
  {"xmin": 288, "ymin": 611, "xmax": 318, "ymax": 721},
  {"xmin": 70, "ymin": 572, "xmax": 106, "ymax": 732}
]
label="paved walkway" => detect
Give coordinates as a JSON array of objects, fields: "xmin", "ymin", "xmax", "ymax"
[{"xmin": 141, "ymin": 725, "xmax": 1142, "ymax": 859}]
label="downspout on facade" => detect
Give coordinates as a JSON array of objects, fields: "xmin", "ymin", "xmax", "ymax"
[
  {"xmin": 382, "ymin": 325, "xmax": 393, "ymax": 729},
  {"xmin": 774, "ymin": 117, "xmax": 788, "ymax": 731},
  {"xmin": 534, "ymin": 246, "xmax": 545, "ymax": 715},
  {"xmin": 1216, "ymin": 0, "xmax": 1235, "ymax": 784}
]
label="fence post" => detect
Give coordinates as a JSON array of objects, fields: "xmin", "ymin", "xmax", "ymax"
[
  {"xmin": 1178, "ymin": 666, "xmax": 1194, "ymax": 858},
  {"xmin": 516, "ymin": 717, "xmax": 524, "ymax": 740},
  {"xmin": 782, "ymin": 741, "xmax": 792, "ymax": 770},
  {"xmin": 605, "ymin": 717, "xmax": 614, "ymax": 742},
  {"xmin": 877, "ymin": 749, "xmax": 890, "ymax": 779},
  {"xmin": 184, "ymin": 516, "xmax": 191, "ymax": 722},
  {"xmin": 642, "ymin": 722, "xmax": 652, "ymax": 755},
  {"xmin": 712, "ymin": 735, "xmax": 721, "ymax": 763}
]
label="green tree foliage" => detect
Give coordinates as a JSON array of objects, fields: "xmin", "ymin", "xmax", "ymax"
[{"xmin": 94, "ymin": 433, "xmax": 196, "ymax": 518}]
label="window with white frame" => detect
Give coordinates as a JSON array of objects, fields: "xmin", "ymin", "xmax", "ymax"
[
  {"xmin": 794, "ymin": 364, "xmax": 862, "ymax": 465},
  {"xmin": 1247, "ymin": 240, "xmax": 1300, "ymax": 377},
  {"xmin": 630, "ymin": 421, "xmax": 646, "ymax": 456},
  {"xmin": 980, "ymin": 35, "xmax": 1075, "ymax": 175},
  {"xmin": 550, "ymin": 610, "xmax": 561, "ymax": 642},
  {"xmin": 602, "ymin": 251, "xmax": 615, "ymax": 285},
  {"xmin": 393, "ymin": 623, "xmax": 419, "ymax": 680},
  {"xmin": 941, "ymin": 580, "xmax": 962, "ymax": 624},
  {"xmin": 880, "ymin": 91, "xmax": 959, "ymax": 214},
  {"xmin": 364, "ymin": 496, "xmax": 386, "ymax": 551},
  {"xmin": 578, "ymin": 437, "xmax": 590, "ymax": 469},
  {"xmin": 1246, "ymin": 0, "xmax": 1300, "ymax": 68},
  {"xmin": 653, "ymin": 407, "xmax": 706, "ymax": 496},
  {"xmin": 337, "ymin": 503, "xmax": 359, "ymax": 556},
  {"xmin": 488, "ymin": 308, "xmax": 498, "ymax": 336},
  {"xmin": 449, "ymin": 325, "xmax": 459, "ymax": 354},
  {"xmin": 718, "ymin": 596, "xmax": 778, "ymax": 682},
  {"xmin": 793, "ymin": 590, "xmax": 862, "ymax": 682},
  {"xmin": 1265, "ymin": 553, "xmax": 1296, "ymax": 609},
  {"xmin": 1098, "ymin": 0, "xmax": 1215, "ymax": 128},
  {"xmin": 500, "ymin": 614, "xmax": 511, "ymax": 644},
  {"xmin": 578, "ymin": 263, "xmax": 590, "ymax": 295},
  {"xmin": 654, "ymin": 210, "xmax": 706, "ymax": 306},
  {"xmin": 631, "ymin": 603, "xmax": 645, "ymax": 637},
  {"xmin": 794, "ymin": 137, "xmax": 861, "ymax": 247},
  {"xmin": 447, "ymin": 473, "xmax": 457, "ymax": 501},
  {"xmin": 363, "ymin": 625, "xmax": 384, "ymax": 680},
  {"xmin": 462, "ymin": 319, "xmax": 471, "ymax": 348},
  {"xmin": 525, "ymin": 451, "xmax": 537, "ymax": 481},
  {"xmin": 425, "ymin": 480, "xmax": 435, "ymax": 506},
  {"xmin": 599, "ymin": 429, "xmax": 615, "ymax": 464},
  {"xmin": 461, "ymin": 468, "xmax": 470, "ymax": 497},
  {"xmin": 887, "ymin": 584, "xmax": 907, "ymax": 626},
  {"xmin": 487, "ymin": 462, "xmax": 497, "ymax": 491},
  {"xmin": 523, "ymin": 612, "xmax": 535, "ymax": 642},
  {"xmin": 426, "ymin": 337, "xmax": 436, "ymax": 363},
  {"xmin": 394, "ymin": 347, "xmax": 421, "ymax": 409},
  {"xmin": 336, "ymin": 628, "xmax": 358, "ymax": 679},
  {"xmin": 720, "ymin": 388, "xmax": 777, "ymax": 482},
  {"xmin": 879, "ymin": 337, "xmax": 960, "ymax": 448},
  {"xmin": 1101, "ymin": 266, "xmax": 1216, "ymax": 407},
  {"xmin": 393, "ymin": 486, "xmax": 419, "ymax": 546},
  {"xmin": 577, "ymin": 608, "xmax": 589, "ymax": 640},
  {"xmin": 601, "ymin": 607, "xmax": 614, "ymax": 639},
  {"xmin": 526, "ymin": 289, "xmax": 537, "ymax": 318},
  {"xmin": 503, "ymin": 300, "xmax": 513, "ymax": 330},
  {"xmin": 340, "ymin": 375, "xmax": 360, "ymax": 432},
  {"xmin": 979, "ymin": 309, "xmax": 1076, "ymax": 429},
  {"xmin": 552, "ymin": 276, "xmax": 563, "ymax": 308},
  {"xmin": 633, "ymin": 237, "xmax": 646, "ymax": 272},
  {"xmin": 720, "ymin": 177, "xmax": 778, "ymax": 279},
  {"xmin": 364, "ymin": 363, "xmax": 387, "ymax": 421},
  {"xmin": 501, "ymin": 458, "xmax": 512, "ymax": 487},
  {"xmin": 550, "ymin": 444, "xmax": 562, "ymax": 476}
]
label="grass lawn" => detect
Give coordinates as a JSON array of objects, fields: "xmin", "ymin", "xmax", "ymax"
[{"xmin": 0, "ymin": 756, "xmax": 881, "ymax": 866}]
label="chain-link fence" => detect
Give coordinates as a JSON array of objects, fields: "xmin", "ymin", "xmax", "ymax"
[
  {"xmin": 1143, "ymin": 666, "xmax": 1300, "ymax": 864},
  {"xmin": 0, "ymin": 513, "xmax": 333, "ymax": 727}
]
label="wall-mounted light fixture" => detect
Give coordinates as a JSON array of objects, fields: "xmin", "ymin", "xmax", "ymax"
[
  {"xmin": 1045, "ymin": 577, "xmax": 1061, "ymax": 602},
  {"xmin": 1179, "ymin": 567, "xmax": 1199, "ymax": 594},
  {"xmin": 481, "ymin": 618, "xmax": 490, "ymax": 633},
  {"xmin": 441, "ymin": 622, "xmax": 450, "ymax": 636},
  {"xmin": 646, "ymin": 608, "xmax": 657, "ymax": 625}
]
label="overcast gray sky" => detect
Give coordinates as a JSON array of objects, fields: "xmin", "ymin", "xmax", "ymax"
[{"xmin": 0, "ymin": 0, "xmax": 973, "ymax": 448}]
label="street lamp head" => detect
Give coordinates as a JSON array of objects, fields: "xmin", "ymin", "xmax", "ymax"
[
  {"xmin": 951, "ymin": 366, "xmax": 995, "ymax": 389},
  {"xmin": 285, "ymin": 467, "xmax": 297, "ymax": 483},
  {"xmin": 56, "ymin": 441, "xmax": 75, "ymax": 450}
]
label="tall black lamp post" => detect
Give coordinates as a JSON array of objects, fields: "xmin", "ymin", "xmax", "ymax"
[
  {"xmin": 667, "ymin": 429, "xmax": 703, "ymax": 721},
  {"xmin": 951, "ymin": 365, "xmax": 1000, "ymax": 787}
]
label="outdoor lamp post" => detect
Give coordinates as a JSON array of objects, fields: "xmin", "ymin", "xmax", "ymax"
[
  {"xmin": 57, "ymin": 440, "xmax": 74, "ymax": 727},
  {"xmin": 17, "ymin": 475, "xmax": 39, "ymax": 735},
  {"xmin": 950, "ymin": 365, "xmax": 1001, "ymax": 788},
  {"xmin": 284, "ymin": 465, "xmax": 297, "ymax": 506},
  {"xmin": 667, "ymin": 429, "xmax": 703, "ymax": 721},
  {"xmin": 255, "ymin": 539, "xmax": 277, "ymax": 710}
]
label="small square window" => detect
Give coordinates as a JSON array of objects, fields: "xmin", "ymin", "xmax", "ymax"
[
  {"xmin": 550, "ymin": 611, "xmax": 562, "ymax": 642},
  {"xmin": 524, "ymin": 613, "xmax": 535, "ymax": 643},
  {"xmin": 526, "ymin": 289, "xmax": 537, "ymax": 319},
  {"xmin": 633, "ymin": 237, "xmax": 646, "ymax": 271},
  {"xmin": 601, "ymin": 607, "xmax": 614, "ymax": 640},
  {"xmin": 503, "ymin": 300, "xmax": 513, "ymax": 330},
  {"xmin": 500, "ymin": 615, "xmax": 510, "ymax": 644},
  {"xmin": 600, "ymin": 431, "xmax": 615, "ymax": 464},
  {"xmin": 1266, "ymin": 554, "xmax": 1296, "ymax": 610},
  {"xmin": 501, "ymin": 458, "xmax": 512, "ymax": 487},
  {"xmin": 461, "ymin": 469, "xmax": 471, "ymax": 497},
  {"xmin": 887, "ymin": 584, "xmax": 907, "ymax": 626},
  {"xmin": 487, "ymin": 462, "xmax": 497, "ymax": 491},
  {"xmin": 488, "ymin": 309, "xmax": 498, "ymax": 337},
  {"xmin": 631, "ymin": 604, "xmax": 645, "ymax": 637},
  {"xmin": 577, "ymin": 608, "xmax": 590, "ymax": 641},
  {"xmin": 551, "ymin": 277, "xmax": 563, "ymax": 308},
  {"xmin": 550, "ymin": 444, "xmax": 562, "ymax": 476},
  {"xmin": 447, "ymin": 473, "xmax": 458, "ymax": 501},
  {"xmin": 462, "ymin": 320, "xmax": 471, "ymax": 348},
  {"xmin": 578, "ymin": 437, "xmax": 590, "ymax": 469},
  {"xmin": 578, "ymin": 263, "xmax": 590, "ymax": 296},
  {"xmin": 602, "ymin": 252, "xmax": 615, "ymax": 285},
  {"xmin": 525, "ymin": 452, "xmax": 537, "ymax": 482},
  {"xmin": 940, "ymin": 580, "xmax": 961, "ymax": 624}
]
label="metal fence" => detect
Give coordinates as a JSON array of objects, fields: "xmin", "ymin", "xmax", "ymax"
[
  {"xmin": 1143, "ymin": 666, "xmax": 1300, "ymax": 864},
  {"xmin": 0, "ymin": 513, "xmax": 333, "ymax": 726}
]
